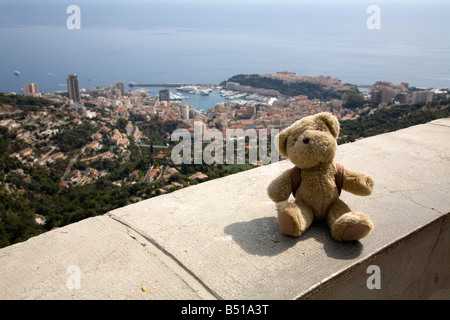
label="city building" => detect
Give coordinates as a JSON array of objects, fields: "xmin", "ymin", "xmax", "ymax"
[
  {"xmin": 22, "ymin": 83, "xmax": 39, "ymax": 96},
  {"xmin": 159, "ymin": 89, "xmax": 170, "ymax": 102},
  {"xmin": 412, "ymin": 90, "xmax": 433, "ymax": 104},
  {"xmin": 371, "ymin": 88, "xmax": 396, "ymax": 104},
  {"xmin": 180, "ymin": 104, "xmax": 190, "ymax": 120},
  {"xmin": 67, "ymin": 74, "xmax": 81, "ymax": 103},
  {"xmin": 370, "ymin": 81, "xmax": 409, "ymax": 105},
  {"xmin": 115, "ymin": 82, "xmax": 126, "ymax": 96}
]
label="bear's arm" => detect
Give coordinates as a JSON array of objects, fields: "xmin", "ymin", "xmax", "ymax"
[
  {"xmin": 342, "ymin": 167, "xmax": 374, "ymax": 196},
  {"xmin": 267, "ymin": 169, "xmax": 292, "ymax": 203}
]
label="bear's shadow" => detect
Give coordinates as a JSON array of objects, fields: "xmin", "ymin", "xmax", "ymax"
[{"xmin": 223, "ymin": 217, "xmax": 363, "ymax": 260}]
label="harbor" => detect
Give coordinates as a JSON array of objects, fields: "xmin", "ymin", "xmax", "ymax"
[{"xmin": 131, "ymin": 83, "xmax": 271, "ymax": 112}]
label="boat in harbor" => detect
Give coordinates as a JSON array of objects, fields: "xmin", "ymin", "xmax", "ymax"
[
  {"xmin": 177, "ymin": 85, "xmax": 212, "ymax": 95},
  {"xmin": 176, "ymin": 85, "xmax": 196, "ymax": 93},
  {"xmin": 170, "ymin": 92, "xmax": 188, "ymax": 100}
]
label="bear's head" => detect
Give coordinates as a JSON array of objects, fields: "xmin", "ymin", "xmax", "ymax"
[{"xmin": 277, "ymin": 112, "xmax": 340, "ymax": 169}]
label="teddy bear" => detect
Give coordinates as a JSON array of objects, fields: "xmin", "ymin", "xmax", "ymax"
[{"xmin": 267, "ymin": 112, "xmax": 374, "ymax": 241}]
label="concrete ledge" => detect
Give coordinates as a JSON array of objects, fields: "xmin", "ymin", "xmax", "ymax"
[
  {"xmin": 0, "ymin": 215, "xmax": 214, "ymax": 299},
  {"xmin": 1, "ymin": 119, "xmax": 449, "ymax": 299},
  {"xmin": 302, "ymin": 213, "xmax": 450, "ymax": 299}
]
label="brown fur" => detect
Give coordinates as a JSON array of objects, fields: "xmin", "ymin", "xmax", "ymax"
[{"xmin": 267, "ymin": 112, "xmax": 374, "ymax": 241}]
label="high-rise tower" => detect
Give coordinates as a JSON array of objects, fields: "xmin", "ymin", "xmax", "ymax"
[
  {"xmin": 159, "ymin": 89, "xmax": 170, "ymax": 102},
  {"xmin": 115, "ymin": 81, "xmax": 126, "ymax": 96},
  {"xmin": 67, "ymin": 74, "xmax": 81, "ymax": 102},
  {"xmin": 22, "ymin": 83, "xmax": 40, "ymax": 96}
]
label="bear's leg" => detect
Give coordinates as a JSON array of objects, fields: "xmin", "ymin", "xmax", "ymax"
[
  {"xmin": 276, "ymin": 201, "xmax": 314, "ymax": 237},
  {"xmin": 327, "ymin": 199, "xmax": 373, "ymax": 241}
]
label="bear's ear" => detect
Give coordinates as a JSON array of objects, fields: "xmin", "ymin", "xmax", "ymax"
[
  {"xmin": 316, "ymin": 112, "xmax": 339, "ymax": 138},
  {"xmin": 276, "ymin": 127, "xmax": 290, "ymax": 157}
]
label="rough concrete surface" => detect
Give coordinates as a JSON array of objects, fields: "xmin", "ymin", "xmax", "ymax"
[{"xmin": 0, "ymin": 119, "xmax": 449, "ymax": 300}]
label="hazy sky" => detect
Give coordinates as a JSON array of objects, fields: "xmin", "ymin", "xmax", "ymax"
[{"xmin": 1, "ymin": 0, "xmax": 449, "ymax": 92}]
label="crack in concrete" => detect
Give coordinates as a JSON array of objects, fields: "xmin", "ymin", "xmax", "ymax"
[
  {"xmin": 429, "ymin": 122, "xmax": 450, "ymax": 128},
  {"xmin": 401, "ymin": 193, "xmax": 442, "ymax": 214},
  {"xmin": 122, "ymin": 224, "xmax": 147, "ymax": 247},
  {"xmin": 420, "ymin": 216, "xmax": 446, "ymax": 298},
  {"xmin": 108, "ymin": 214, "xmax": 222, "ymax": 300},
  {"xmin": 383, "ymin": 186, "xmax": 442, "ymax": 214},
  {"xmin": 401, "ymin": 215, "xmax": 446, "ymax": 299}
]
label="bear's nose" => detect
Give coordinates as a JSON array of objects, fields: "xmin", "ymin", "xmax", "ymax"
[{"xmin": 302, "ymin": 137, "xmax": 310, "ymax": 144}]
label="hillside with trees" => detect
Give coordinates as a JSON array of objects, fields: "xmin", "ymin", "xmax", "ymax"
[
  {"xmin": 0, "ymin": 94, "xmax": 255, "ymax": 247},
  {"xmin": 224, "ymin": 74, "xmax": 348, "ymax": 100},
  {"xmin": 339, "ymin": 101, "xmax": 449, "ymax": 143}
]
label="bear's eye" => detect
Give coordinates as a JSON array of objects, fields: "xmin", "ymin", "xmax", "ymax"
[{"xmin": 316, "ymin": 127, "xmax": 322, "ymax": 131}]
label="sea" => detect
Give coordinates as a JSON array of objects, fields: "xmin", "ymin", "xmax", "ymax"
[{"xmin": 1, "ymin": 0, "xmax": 449, "ymax": 112}]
